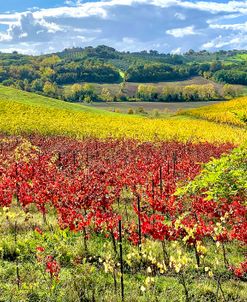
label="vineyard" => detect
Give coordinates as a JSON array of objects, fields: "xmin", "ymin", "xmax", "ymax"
[
  {"xmin": 181, "ymin": 96, "xmax": 247, "ymax": 127},
  {"xmin": 0, "ymin": 86, "xmax": 247, "ymax": 144},
  {"xmin": 0, "ymin": 135, "xmax": 246, "ymax": 301},
  {"xmin": 1, "ymin": 2, "xmax": 247, "ymax": 301}
]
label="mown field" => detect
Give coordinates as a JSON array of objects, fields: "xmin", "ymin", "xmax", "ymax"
[
  {"xmin": 0, "ymin": 85, "xmax": 246, "ymax": 302},
  {"xmin": 86, "ymin": 100, "xmax": 223, "ymax": 114}
]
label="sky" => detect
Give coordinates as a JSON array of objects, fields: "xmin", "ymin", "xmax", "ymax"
[{"xmin": 0, "ymin": 0, "xmax": 247, "ymax": 55}]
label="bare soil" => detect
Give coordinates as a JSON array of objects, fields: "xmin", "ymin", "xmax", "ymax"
[{"xmin": 86, "ymin": 100, "xmax": 224, "ymax": 113}]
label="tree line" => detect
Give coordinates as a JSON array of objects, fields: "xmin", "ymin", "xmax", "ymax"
[
  {"xmin": 0, "ymin": 46, "xmax": 247, "ymax": 101},
  {"xmin": 0, "ymin": 55, "xmax": 121, "ymax": 87},
  {"xmin": 34, "ymin": 82, "xmax": 240, "ymax": 103}
]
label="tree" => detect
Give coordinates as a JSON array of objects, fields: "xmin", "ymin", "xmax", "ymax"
[
  {"xmin": 64, "ymin": 84, "xmax": 81, "ymax": 102},
  {"xmin": 54, "ymin": 61, "xmax": 120, "ymax": 85},
  {"xmin": 2, "ymin": 79, "xmax": 15, "ymax": 86},
  {"xmin": 64, "ymin": 83, "xmax": 97, "ymax": 102},
  {"xmin": 14, "ymin": 80, "xmax": 25, "ymax": 90},
  {"xmin": 214, "ymin": 70, "xmax": 247, "ymax": 85},
  {"xmin": 182, "ymin": 84, "xmax": 217, "ymax": 102},
  {"xmin": 119, "ymin": 82, "xmax": 126, "ymax": 93},
  {"xmin": 31, "ymin": 79, "xmax": 44, "ymax": 92},
  {"xmin": 0, "ymin": 65, "xmax": 7, "ymax": 82},
  {"xmin": 137, "ymin": 85, "xmax": 157, "ymax": 101},
  {"xmin": 100, "ymin": 88, "xmax": 114, "ymax": 102},
  {"xmin": 40, "ymin": 67, "xmax": 56, "ymax": 81},
  {"xmin": 40, "ymin": 55, "xmax": 61, "ymax": 67},
  {"xmin": 203, "ymin": 71, "xmax": 213, "ymax": 80},
  {"xmin": 177, "ymin": 146, "xmax": 247, "ymax": 201},
  {"xmin": 222, "ymin": 84, "xmax": 241, "ymax": 99},
  {"xmin": 83, "ymin": 83, "xmax": 95, "ymax": 96},
  {"xmin": 23, "ymin": 79, "xmax": 30, "ymax": 92},
  {"xmin": 137, "ymin": 84, "xmax": 146, "ymax": 99},
  {"xmin": 43, "ymin": 81, "xmax": 58, "ymax": 97},
  {"xmin": 81, "ymin": 84, "xmax": 96, "ymax": 102},
  {"xmin": 126, "ymin": 63, "xmax": 188, "ymax": 82},
  {"xmin": 161, "ymin": 86, "xmax": 182, "ymax": 102},
  {"xmin": 210, "ymin": 61, "xmax": 222, "ymax": 72},
  {"xmin": 198, "ymin": 84, "xmax": 217, "ymax": 101},
  {"xmin": 183, "ymin": 85, "xmax": 200, "ymax": 101},
  {"xmin": 83, "ymin": 96, "xmax": 92, "ymax": 103}
]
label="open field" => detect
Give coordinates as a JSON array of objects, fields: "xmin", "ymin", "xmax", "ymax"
[
  {"xmin": 86, "ymin": 100, "xmax": 224, "ymax": 113},
  {"xmin": 0, "ymin": 86, "xmax": 246, "ymax": 144},
  {"xmin": 180, "ymin": 96, "xmax": 247, "ymax": 127},
  {"xmin": 0, "ymin": 85, "xmax": 103, "ymax": 114},
  {"xmin": 232, "ymin": 54, "xmax": 247, "ymax": 61}
]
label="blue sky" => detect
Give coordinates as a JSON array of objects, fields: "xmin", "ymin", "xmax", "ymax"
[
  {"xmin": 0, "ymin": 0, "xmax": 98, "ymax": 13},
  {"xmin": 0, "ymin": 0, "xmax": 246, "ymax": 54},
  {"xmin": 0, "ymin": 0, "xmax": 231, "ymax": 13}
]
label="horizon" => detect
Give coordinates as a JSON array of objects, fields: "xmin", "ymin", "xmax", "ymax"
[
  {"xmin": 0, "ymin": 0, "xmax": 247, "ymax": 55},
  {"xmin": 1, "ymin": 44, "xmax": 247, "ymax": 57}
]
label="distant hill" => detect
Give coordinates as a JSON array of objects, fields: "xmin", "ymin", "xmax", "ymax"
[
  {"xmin": 56, "ymin": 45, "xmax": 247, "ymax": 69},
  {"xmin": 0, "ymin": 45, "xmax": 247, "ymax": 103},
  {"xmin": 1, "ymin": 45, "xmax": 247, "ymax": 84}
]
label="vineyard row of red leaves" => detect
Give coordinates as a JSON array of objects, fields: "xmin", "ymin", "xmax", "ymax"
[{"xmin": 0, "ymin": 135, "xmax": 246, "ymax": 279}]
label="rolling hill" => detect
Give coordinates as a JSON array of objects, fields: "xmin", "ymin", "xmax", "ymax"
[
  {"xmin": 0, "ymin": 85, "xmax": 246, "ymax": 144},
  {"xmin": 180, "ymin": 96, "xmax": 247, "ymax": 127}
]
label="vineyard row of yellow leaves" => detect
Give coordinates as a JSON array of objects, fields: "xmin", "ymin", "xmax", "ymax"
[
  {"xmin": 0, "ymin": 86, "xmax": 246, "ymax": 145},
  {"xmin": 180, "ymin": 96, "xmax": 247, "ymax": 127}
]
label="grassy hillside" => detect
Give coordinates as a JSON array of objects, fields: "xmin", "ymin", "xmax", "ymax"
[
  {"xmin": 0, "ymin": 86, "xmax": 246, "ymax": 144},
  {"xmin": 0, "ymin": 85, "xmax": 105, "ymax": 114},
  {"xmin": 180, "ymin": 96, "xmax": 247, "ymax": 127}
]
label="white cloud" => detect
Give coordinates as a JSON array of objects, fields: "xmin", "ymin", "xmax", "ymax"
[
  {"xmin": 33, "ymin": 5, "xmax": 108, "ymax": 20},
  {"xmin": 4, "ymin": 12, "xmax": 64, "ymax": 43},
  {"xmin": 202, "ymin": 33, "xmax": 247, "ymax": 50},
  {"xmin": 171, "ymin": 47, "xmax": 182, "ymax": 54},
  {"xmin": 175, "ymin": 12, "xmax": 186, "ymax": 20},
  {"xmin": 209, "ymin": 22, "xmax": 247, "ymax": 32},
  {"xmin": 64, "ymin": 0, "xmax": 75, "ymax": 5},
  {"xmin": 0, "ymin": 32, "xmax": 11, "ymax": 42},
  {"xmin": 166, "ymin": 26, "xmax": 197, "ymax": 38},
  {"xmin": 178, "ymin": 0, "xmax": 247, "ymax": 14},
  {"xmin": 122, "ymin": 37, "xmax": 135, "ymax": 44},
  {"xmin": 18, "ymin": 32, "xmax": 28, "ymax": 38},
  {"xmin": 0, "ymin": 0, "xmax": 246, "ymax": 54}
]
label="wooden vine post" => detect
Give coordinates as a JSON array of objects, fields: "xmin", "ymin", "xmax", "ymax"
[
  {"xmin": 118, "ymin": 220, "xmax": 124, "ymax": 301},
  {"xmin": 137, "ymin": 194, "xmax": 142, "ymax": 252}
]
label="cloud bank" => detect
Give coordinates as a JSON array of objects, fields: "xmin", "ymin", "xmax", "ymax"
[{"xmin": 0, "ymin": 0, "xmax": 246, "ymax": 54}]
